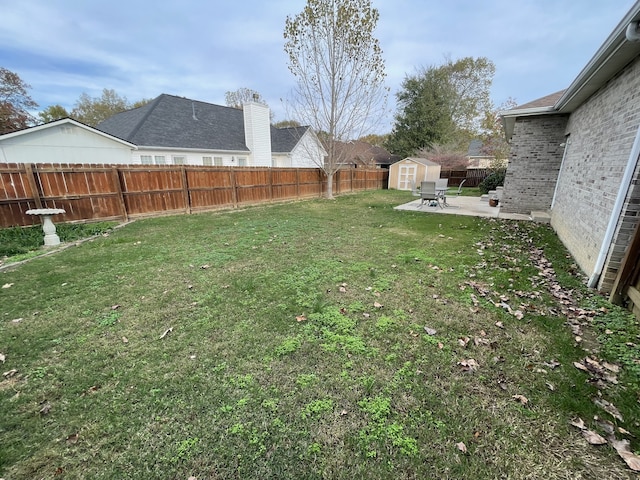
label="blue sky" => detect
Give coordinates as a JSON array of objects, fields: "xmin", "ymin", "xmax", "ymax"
[{"xmin": 0, "ymin": 0, "xmax": 636, "ymax": 133}]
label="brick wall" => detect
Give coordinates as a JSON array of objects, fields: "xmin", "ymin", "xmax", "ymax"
[
  {"xmin": 500, "ymin": 115, "xmax": 568, "ymax": 214},
  {"xmin": 551, "ymin": 57, "xmax": 640, "ymax": 292}
]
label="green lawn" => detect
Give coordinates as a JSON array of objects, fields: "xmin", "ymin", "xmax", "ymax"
[{"xmin": 1, "ymin": 190, "xmax": 638, "ymax": 479}]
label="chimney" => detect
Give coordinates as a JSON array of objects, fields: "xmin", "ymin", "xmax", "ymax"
[{"xmin": 243, "ymin": 102, "xmax": 272, "ymax": 167}]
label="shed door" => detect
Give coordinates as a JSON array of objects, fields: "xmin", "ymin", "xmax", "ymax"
[{"xmin": 397, "ymin": 165, "xmax": 416, "ymax": 190}]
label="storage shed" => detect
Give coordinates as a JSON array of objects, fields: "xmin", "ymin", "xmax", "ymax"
[{"xmin": 388, "ymin": 157, "xmax": 441, "ymax": 191}]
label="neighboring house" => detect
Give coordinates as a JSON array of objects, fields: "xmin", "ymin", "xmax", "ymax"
[
  {"xmin": 96, "ymin": 94, "xmax": 326, "ymax": 168},
  {"xmin": 0, "ymin": 118, "xmax": 136, "ymax": 164},
  {"xmin": 499, "ymin": 1, "xmax": 640, "ymax": 303},
  {"xmin": 271, "ymin": 126, "xmax": 325, "ymax": 168},
  {"xmin": 466, "ymin": 139, "xmax": 495, "ymax": 169},
  {"xmin": 388, "ymin": 157, "xmax": 441, "ymax": 191},
  {"xmin": 334, "ymin": 140, "xmax": 401, "ymax": 169}
]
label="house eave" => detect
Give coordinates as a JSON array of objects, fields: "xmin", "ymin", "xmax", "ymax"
[
  {"xmin": 556, "ymin": 2, "xmax": 640, "ymax": 112},
  {"xmin": 136, "ymin": 146, "xmax": 250, "ymax": 154},
  {"xmin": 0, "ymin": 118, "xmax": 138, "ymax": 149}
]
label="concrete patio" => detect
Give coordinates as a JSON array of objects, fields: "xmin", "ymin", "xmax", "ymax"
[{"xmin": 394, "ymin": 195, "xmax": 533, "ymax": 221}]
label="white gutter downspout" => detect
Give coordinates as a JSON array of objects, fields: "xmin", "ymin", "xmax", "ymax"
[{"xmin": 588, "ymin": 122, "xmax": 640, "ymax": 288}]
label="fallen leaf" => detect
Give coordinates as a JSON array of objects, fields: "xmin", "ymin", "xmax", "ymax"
[
  {"xmin": 66, "ymin": 433, "xmax": 79, "ymax": 444},
  {"xmin": 339, "ymin": 286, "xmax": 347, "ymax": 293},
  {"xmin": 362, "ymin": 313, "xmax": 370, "ymax": 318},
  {"xmin": 340, "ymin": 409, "xmax": 348, "ymax": 416},
  {"xmin": 458, "ymin": 337, "xmax": 470, "ymax": 347},
  {"xmin": 570, "ymin": 418, "xmax": 586, "ymax": 430},
  {"xmin": 39, "ymin": 402, "xmax": 52, "ymax": 416},
  {"xmin": 582, "ymin": 429, "xmax": 607, "ymax": 445},
  {"xmin": 122, "ymin": 336, "xmax": 129, "ymax": 343},
  {"xmin": 545, "ymin": 382, "xmax": 556, "ymax": 391},
  {"xmin": 296, "ymin": 315, "xmax": 306, "ymax": 322},
  {"xmin": 200, "ymin": 264, "xmax": 210, "ymax": 269},
  {"xmin": 455, "ymin": 442, "xmax": 468, "ymax": 454},
  {"xmin": 495, "ymin": 321, "xmax": 504, "ymax": 329},
  {"xmin": 12, "ymin": 318, "xmax": 23, "ymax": 323},
  {"xmin": 111, "ymin": 304, "xmax": 120, "ymax": 310},
  {"xmin": 457, "ymin": 359, "xmax": 479, "ymax": 372},
  {"xmin": 603, "ymin": 362, "xmax": 620, "ymax": 373},
  {"xmin": 512, "ymin": 394, "xmax": 529, "ymax": 406},
  {"xmin": 373, "ymin": 302, "xmax": 383, "ymax": 309},
  {"xmin": 424, "ymin": 327, "xmax": 437, "ymax": 336},
  {"xmin": 0, "ymin": 353, "xmax": 5, "ymax": 363},
  {"xmin": 593, "ymin": 398, "xmax": 624, "ymax": 422},
  {"xmin": 574, "ymin": 361, "xmax": 589, "ymax": 372},
  {"xmin": 188, "ymin": 477, "xmax": 197, "ymax": 480},
  {"xmin": 610, "ymin": 438, "xmax": 640, "ymax": 471},
  {"xmin": 2, "ymin": 283, "xmax": 13, "ymax": 288},
  {"xmin": 3, "ymin": 369, "xmax": 18, "ymax": 378},
  {"xmin": 160, "ymin": 327, "xmax": 173, "ymax": 339}
]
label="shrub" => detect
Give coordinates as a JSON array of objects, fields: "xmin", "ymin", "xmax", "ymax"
[{"xmin": 478, "ymin": 168, "xmax": 506, "ymax": 194}]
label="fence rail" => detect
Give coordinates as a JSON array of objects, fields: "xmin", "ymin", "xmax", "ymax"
[{"xmin": 0, "ymin": 164, "xmax": 388, "ymax": 228}]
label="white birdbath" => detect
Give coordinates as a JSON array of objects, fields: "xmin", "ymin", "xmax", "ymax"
[{"xmin": 25, "ymin": 208, "xmax": 66, "ymax": 246}]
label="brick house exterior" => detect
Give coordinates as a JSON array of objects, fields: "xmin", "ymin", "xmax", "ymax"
[{"xmin": 500, "ymin": 2, "xmax": 640, "ymax": 296}]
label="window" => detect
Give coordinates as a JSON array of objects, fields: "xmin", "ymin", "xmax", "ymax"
[
  {"xmin": 141, "ymin": 155, "xmax": 153, "ymax": 165},
  {"xmin": 173, "ymin": 156, "xmax": 185, "ymax": 165},
  {"xmin": 214, "ymin": 156, "xmax": 223, "ymax": 166},
  {"xmin": 155, "ymin": 156, "xmax": 166, "ymax": 165},
  {"xmin": 237, "ymin": 157, "xmax": 247, "ymax": 167},
  {"xmin": 202, "ymin": 156, "xmax": 212, "ymax": 166}
]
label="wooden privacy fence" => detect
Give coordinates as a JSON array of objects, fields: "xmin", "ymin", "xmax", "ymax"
[
  {"xmin": 440, "ymin": 168, "xmax": 490, "ymax": 187},
  {"xmin": 0, "ymin": 163, "xmax": 389, "ymax": 228}
]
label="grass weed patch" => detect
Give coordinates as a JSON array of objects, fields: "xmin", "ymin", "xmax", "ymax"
[{"xmin": 1, "ymin": 191, "xmax": 638, "ymax": 479}]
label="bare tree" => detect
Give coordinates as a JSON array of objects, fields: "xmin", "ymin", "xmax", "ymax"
[
  {"xmin": 224, "ymin": 88, "xmax": 268, "ymax": 109},
  {"xmin": 284, "ymin": 0, "xmax": 388, "ymax": 198}
]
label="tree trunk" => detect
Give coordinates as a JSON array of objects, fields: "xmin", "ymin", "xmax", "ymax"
[{"xmin": 325, "ymin": 171, "xmax": 334, "ymax": 199}]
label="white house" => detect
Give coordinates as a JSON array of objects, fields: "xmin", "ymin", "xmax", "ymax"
[
  {"xmin": 0, "ymin": 118, "xmax": 136, "ymax": 164},
  {"xmin": 96, "ymin": 94, "xmax": 327, "ymax": 168}
]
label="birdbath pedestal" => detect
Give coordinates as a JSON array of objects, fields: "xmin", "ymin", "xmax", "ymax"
[{"xmin": 25, "ymin": 208, "xmax": 66, "ymax": 246}]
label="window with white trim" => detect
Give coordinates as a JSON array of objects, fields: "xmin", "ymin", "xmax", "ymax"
[
  {"xmin": 202, "ymin": 156, "xmax": 212, "ymax": 166},
  {"xmin": 237, "ymin": 157, "xmax": 247, "ymax": 166},
  {"xmin": 214, "ymin": 156, "xmax": 223, "ymax": 166},
  {"xmin": 155, "ymin": 155, "xmax": 166, "ymax": 165},
  {"xmin": 173, "ymin": 156, "xmax": 185, "ymax": 165},
  {"xmin": 141, "ymin": 155, "xmax": 153, "ymax": 165}
]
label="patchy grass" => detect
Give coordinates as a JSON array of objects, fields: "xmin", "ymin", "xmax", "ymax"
[{"xmin": 0, "ymin": 191, "xmax": 637, "ymax": 479}]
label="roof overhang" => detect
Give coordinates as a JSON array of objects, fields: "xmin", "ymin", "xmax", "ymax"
[
  {"xmin": 500, "ymin": 1, "xmax": 640, "ymax": 141},
  {"xmin": 0, "ymin": 118, "xmax": 138, "ymax": 149},
  {"xmin": 556, "ymin": 3, "xmax": 640, "ymax": 112}
]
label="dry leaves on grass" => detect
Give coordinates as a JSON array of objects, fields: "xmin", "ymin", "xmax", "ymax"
[
  {"xmin": 610, "ymin": 438, "xmax": 640, "ymax": 471},
  {"xmin": 455, "ymin": 442, "xmax": 468, "ymax": 454},
  {"xmin": 512, "ymin": 394, "xmax": 529, "ymax": 406},
  {"xmin": 457, "ymin": 359, "xmax": 479, "ymax": 372},
  {"xmin": 593, "ymin": 397, "xmax": 624, "ymax": 422},
  {"xmin": 573, "ymin": 356, "xmax": 620, "ymax": 387}
]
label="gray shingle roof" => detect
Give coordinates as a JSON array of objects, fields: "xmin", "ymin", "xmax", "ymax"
[
  {"xmin": 270, "ymin": 126, "xmax": 309, "ymax": 153},
  {"xmin": 96, "ymin": 94, "xmax": 250, "ymax": 151}
]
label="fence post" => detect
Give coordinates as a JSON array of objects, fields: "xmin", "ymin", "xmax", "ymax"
[
  {"xmin": 24, "ymin": 163, "xmax": 43, "ymax": 209},
  {"xmin": 180, "ymin": 166, "xmax": 191, "ymax": 214},
  {"xmin": 111, "ymin": 167, "xmax": 128, "ymax": 222},
  {"xmin": 230, "ymin": 167, "xmax": 238, "ymax": 208},
  {"xmin": 269, "ymin": 168, "xmax": 274, "ymax": 201}
]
